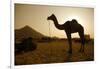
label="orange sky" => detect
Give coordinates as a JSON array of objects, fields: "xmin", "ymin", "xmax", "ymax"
[{"xmin": 15, "ymin": 4, "xmax": 94, "ymax": 38}]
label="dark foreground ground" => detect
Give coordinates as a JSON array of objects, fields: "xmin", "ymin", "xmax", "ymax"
[{"xmin": 15, "ymin": 40, "xmax": 94, "ymax": 65}]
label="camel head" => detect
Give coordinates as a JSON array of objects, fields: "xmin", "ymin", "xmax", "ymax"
[{"xmin": 47, "ymin": 14, "xmax": 55, "ymax": 20}]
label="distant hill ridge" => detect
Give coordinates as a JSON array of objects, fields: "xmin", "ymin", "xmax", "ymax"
[{"xmin": 15, "ymin": 25, "xmax": 45, "ymax": 40}]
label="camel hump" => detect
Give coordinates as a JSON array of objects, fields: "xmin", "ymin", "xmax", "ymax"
[{"xmin": 72, "ymin": 19, "xmax": 78, "ymax": 24}]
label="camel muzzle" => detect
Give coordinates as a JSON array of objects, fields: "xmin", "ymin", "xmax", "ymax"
[{"xmin": 47, "ymin": 17, "xmax": 50, "ymax": 20}]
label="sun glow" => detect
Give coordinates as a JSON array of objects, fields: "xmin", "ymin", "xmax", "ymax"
[
  {"xmin": 67, "ymin": 15, "xmax": 80, "ymax": 21},
  {"xmin": 64, "ymin": 15, "xmax": 85, "ymax": 27}
]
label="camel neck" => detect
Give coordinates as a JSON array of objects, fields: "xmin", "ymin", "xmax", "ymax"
[{"xmin": 52, "ymin": 16, "xmax": 64, "ymax": 30}]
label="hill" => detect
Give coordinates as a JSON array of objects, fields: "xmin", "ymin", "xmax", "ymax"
[{"xmin": 15, "ymin": 25, "xmax": 45, "ymax": 41}]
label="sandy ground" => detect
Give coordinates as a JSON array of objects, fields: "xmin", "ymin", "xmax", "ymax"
[{"xmin": 15, "ymin": 40, "xmax": 94, "ymax": 65}]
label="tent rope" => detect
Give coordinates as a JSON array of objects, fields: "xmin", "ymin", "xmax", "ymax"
[{"xmin": 48, "ymin": 21, "xmax": 51, "ymax": 38}]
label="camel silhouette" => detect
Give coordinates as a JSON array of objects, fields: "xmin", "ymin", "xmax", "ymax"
[{"xmin": 47, "ymin": 14, "xmax": 85, "ymax": 54}]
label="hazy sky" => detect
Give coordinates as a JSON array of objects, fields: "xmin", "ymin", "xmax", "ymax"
[{"xmin": 15, "ymin": 4, "xmax": 94, "ymax": 38}]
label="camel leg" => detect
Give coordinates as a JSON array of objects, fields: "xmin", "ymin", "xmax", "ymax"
[
  {"xmin": 67, "ymin": 33, "xmax": 72, "ymax": 54},
  {"xmin": 78, "ymin": 31, "xmax": 85, "ymax": 52}
]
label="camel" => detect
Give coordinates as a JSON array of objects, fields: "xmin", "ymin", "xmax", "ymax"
[{"xmin": 47, "ymin": 14, "xmax": 85, "ymax": 54}]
